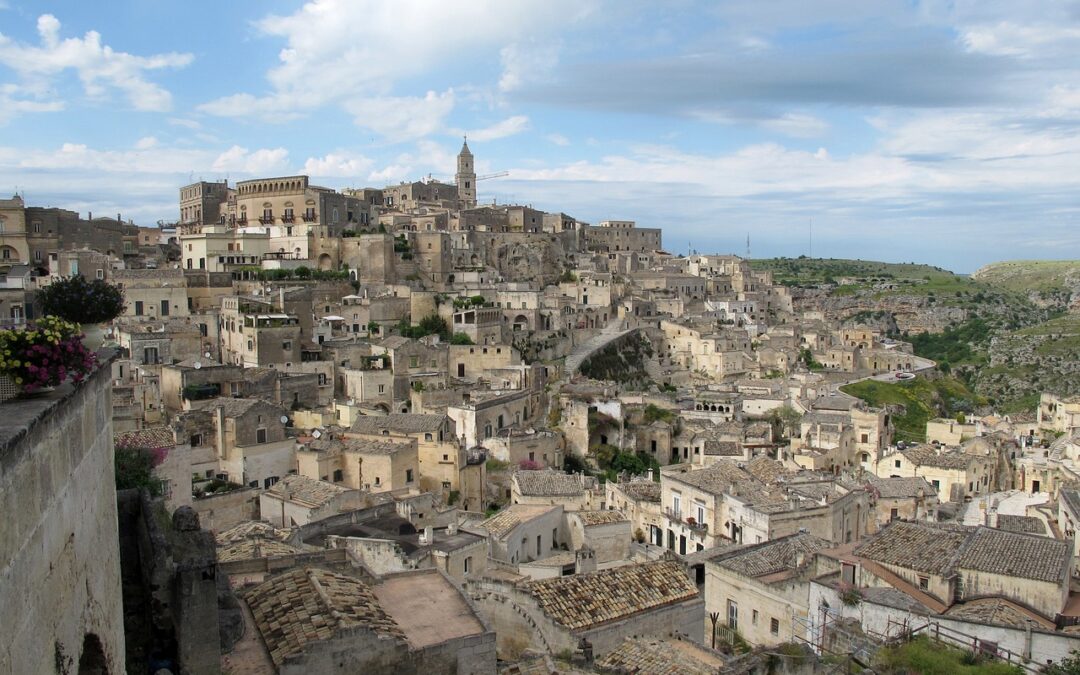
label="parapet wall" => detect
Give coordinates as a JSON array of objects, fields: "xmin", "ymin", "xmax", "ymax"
[{"xmin": 0, "ymin": 354, "xmax": 125, "ymax": 674}]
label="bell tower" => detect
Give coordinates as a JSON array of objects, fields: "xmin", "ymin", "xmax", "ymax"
[{"xmin": 455, "ymin": 137, "xmax": 477, "ymax": 208}]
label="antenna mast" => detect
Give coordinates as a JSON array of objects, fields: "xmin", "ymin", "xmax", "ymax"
[{"xmin": 809, "ymin": 217, "xmax": 813, "ymax": 258}]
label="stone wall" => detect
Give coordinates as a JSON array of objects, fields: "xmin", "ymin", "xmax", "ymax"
[
  {"xmin": 190, "ymin": 487, "xmax": 260, "ymax": 532},
  {"xmin": 0, "ymin": 355, "xmax": 126, "ymax": 674}
]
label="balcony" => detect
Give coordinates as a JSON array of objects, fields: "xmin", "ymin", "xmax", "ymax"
[
  {"xmin": 686, "ymin": 517, "xmax": 708, "ymax": 533},
  {"xmin": 302, "ymin": 214, "xmax": 317, "ymax": 223},
  {"xmin": 258, "ymin": 217, "xmax": 275, "ymax": 225},
  {"xmin": 665, "ymin": 506, "xmax": 682, "ymax": 521},
  {"xmin": 281, "ymin": 214, "xmax": 296, "ymax": 224}
]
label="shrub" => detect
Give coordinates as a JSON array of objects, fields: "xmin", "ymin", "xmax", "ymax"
[{"xmin": 37, "ymin": 275, "xmax": 125, "ymax": 324}]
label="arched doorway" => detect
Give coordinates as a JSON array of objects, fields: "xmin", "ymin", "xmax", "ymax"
[
  {"xmin": 318, "ymin": 253, "xmax": 333, "ymax": 271},
  {"xmin": 78, "ymin": 633, "xmax": 108, "ymax": 675}
]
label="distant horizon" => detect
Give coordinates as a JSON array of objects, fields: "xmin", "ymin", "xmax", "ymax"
[{"xmin": 1, "ymin": 1, "xmax": 1078, "ymax": 272}]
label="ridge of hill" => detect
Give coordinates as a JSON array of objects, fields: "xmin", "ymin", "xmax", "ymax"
[{"xmin": 972, "ymin": 259, "xmax": 1080, "ymax": 309}]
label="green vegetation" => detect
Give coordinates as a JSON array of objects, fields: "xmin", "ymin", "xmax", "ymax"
[
  {"xmin": 591, "ymin": 443, "xmax": 661, "ymax": 482},
  {"xmin": 973, "ymin": 259, "xmax": 1080, "ymax": 299},
  {"xmin": 580, "ymin": 334, "xmax": 655, "ymax": 387},
  {"xmin": 234, "ymin": 266, "xmax": 350, "ymax": 282},
  {"xmin": 909, "ymin": 317, "xmax": 990, "ymax": 369},
  {"xmin": 452, "ymin": 295, "xmax": 489, "ymax": 309},
  {"xmin": 450, "ymin": 332, "xmax": 474, "ymax": 345},
  {"xmin": 841, "ymin": 376, "xmax": 986, "ymax": 443},
  {"xmin": 875, "ymin": 636, "xmax": 1022, "ymax": 675},
  {"xmin": 1041, "ymin": 648, "xmax": 1080, "ymax": 674},
  {"xmin": 799, "ymin": 348, "xmax": 824, "ymax": 371},
  {"xmin": 642, "ymin": 403, "xmax": 674, "ymax": 425},
  {"xmin": 398, "ymin": 314, "xmax": 451, "ymax": 340},
  {"xmin": 115, "ymin": 443, "xmax": 165, "ymax": 496},
  {"xmin": 485, "ymin": 458, "xmax": 509, "ymax": 472}
]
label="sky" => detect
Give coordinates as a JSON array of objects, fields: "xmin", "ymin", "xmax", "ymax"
[{"xmin": 1, "ymin": 1, "xmax": 1079, "ymax": 273}]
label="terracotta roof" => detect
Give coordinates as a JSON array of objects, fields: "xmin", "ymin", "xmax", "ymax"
[
  {"xmin": 665, "ymin": 462, "xmax": 751, "ymax": 495},
  {"xmin": 854, "ymin": 521, "xmax": 972, "ymax": 577},
  {"xmin": 524, "ymin": 561, "xmax": 698, "ymax": 631},
  {"xmin": 900, "ymin": 445, "xmax": 974, "ymax": 470},
  {"xmin": 572, "ymin": 510, "xmax": 628, "ymax": 526},
  {"xmin": 265, "ymin": 474, "xmax": 348, "ymax": 509},
  {"xmin": 114, "ymin": 426, "xmax": 176, "ymax": 449},
  {"xmin": 713, "ymin": 532, "xmax": 831, "ymax": 579},
  {"xmin": 218, "ymin": 538, "xmax": 302, "ymax": 563},
  {"xmin": 215, "ymin": 520, "xmax": 291, "ymax": 545},
  {"xmin": 957, "ymin": 527, "xmax": 1069, "ymax": 583},
  {"xmin": 350, "ymin": 413, "xmax": 446, "ymax": 435},
  {"xmin": 594, "ymin": 637, "xmax": 724, "ymax": 675},
  {"xmin": 866, "ymin": 475, "xmax": 936, "ymax": 499},
  {"xmin": 480, "ymin": 504, "xmax": 559, "ymax": 539},
  {"xmin": 620, "ymin": 480, "xmax": 661, "ymax": 503},
  {"xmin": 945, "ymin": 597, "xmax": 1056, "ymax": 630},
  {"xmin": 995, "ymin": 514, "xmax": 1047, "ymax": 536},
  {"xmin": 857, "ymin": 520, "xmax": 1070, "ymax": 585},
  {"xmin": 514, "ymin": 470, "xmax": 585, "ymax": 497},
  {"xmin": 244, "ymin": 567, "xmax": 406, "ymax": 666}
]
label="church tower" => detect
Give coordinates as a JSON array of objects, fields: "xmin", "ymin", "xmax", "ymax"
[{"xmin": 455, "ymin": 137, "xmax": 477, "ymax": 208}]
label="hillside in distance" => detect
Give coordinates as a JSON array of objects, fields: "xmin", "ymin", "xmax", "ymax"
[
  {"xmin": 973, "ymin": 259, "xmax": 1080, "ymax": 308},
  {"xmin": 752, "ymin": 257, "xmax": 1079, "ymax": 413}
]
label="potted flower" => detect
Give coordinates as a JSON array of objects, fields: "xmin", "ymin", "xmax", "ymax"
[
  {"xmin": 0, "ymin": 317, "xmax": 97, "ymax": 397},
  {"xmin": 36, "ymin": 275, "xmax": 125, "ymax": 347}
]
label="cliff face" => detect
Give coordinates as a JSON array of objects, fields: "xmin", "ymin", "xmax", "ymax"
[{"xmin": 794, "ymin": 289, "xmax": 968, "ymax": 334}]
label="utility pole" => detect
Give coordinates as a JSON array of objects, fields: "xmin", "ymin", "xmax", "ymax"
[{"xmin": 809, "ymin": 217, "xmax": 813, "ymax": 258}]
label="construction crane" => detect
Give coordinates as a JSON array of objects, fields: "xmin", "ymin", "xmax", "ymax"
[{"xmin": 425, "ymin": 170, "xmax": 509, "ymax": 183}]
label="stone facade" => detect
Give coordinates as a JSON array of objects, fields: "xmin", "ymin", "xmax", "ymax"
[{"xmin": 0, "ymin": 355, "xmax": 125, "ymax": 674}]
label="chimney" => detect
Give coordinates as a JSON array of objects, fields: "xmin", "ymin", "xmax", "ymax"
[
  {"xmin": 423, "ymin": 525, "xmax": 433, "ymax": 545},
  {"xmin": 796, "ymin": 552, "xmax": 807, "ymax": 568},
  {"xmin": 448, "ymin": 521, "xmax": 458, "ymax": 535}
]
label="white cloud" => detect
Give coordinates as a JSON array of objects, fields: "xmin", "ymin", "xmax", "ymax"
[
  {"xmin": 211, "ymin": 145, "xmax": 289, "ymax": 174},
  {"xmin": 961, "ymin": 22, "xmax": 1080, "ymax": 58},
  {"xmin": 199, "ymin": 0, "xmax": 597, "ymax": 135},
  {"xmin": 499, "ymin": 42, "xmax": 561, "ymax": 92},
  {"xmin": 167, "ymin": 117, "xmax": 201, "ymax": 130},
  {"xmin": 546, "ymin": 133, "xmax": 570, "ymax": 146},
  {"xmin": 463, "ymin": 116, "xmax": 531, "ymax": 142},
  {"xmin": 134, "ymin": 136, "xmax": 158, "ymax": 150},
  {"xmin": 0, "ymin": 84, "xmax": 64, "ymax": 124},
  {"xmin": 0, "ymin": 14, "xmax": 192, "ymax": 115},
  {"xmin": 302, "ymin": 152, "xmax": 374, "ymax": 177},
  {"xmin": 346, "ymin": 90, "xmax": 456, "ymax": 142},
  {"xmin": 760, "ymin": 113, "xmax": 829, "ymax": 138}
]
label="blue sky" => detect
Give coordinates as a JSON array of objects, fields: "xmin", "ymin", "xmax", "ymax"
[{"xmin": 1, "ymin": 1, "xmax": 1079, "ymax": 272}]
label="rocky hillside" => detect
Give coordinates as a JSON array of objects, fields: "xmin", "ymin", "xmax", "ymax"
[
  {"xmin": 973, "ymin": 260, "xmax": 1080, "ymax": 310},
  {"xmin": 754, "ymin": 257, "xmax": 1077, "ymax": 414}
]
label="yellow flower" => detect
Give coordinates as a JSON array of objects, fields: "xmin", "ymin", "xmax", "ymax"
[{"xmin": 14, "ymin": 377, "xmax": 21, "ymax": 384}]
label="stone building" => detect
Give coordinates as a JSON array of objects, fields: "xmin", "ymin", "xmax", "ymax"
[
  {"xmin": 260, "ymin": 473, "xmax": 368, "ymax": 527},
  {"xmin": 704, "ymin": 532, "xmax": 832, "ymax": 647},
  {"xmin": 240, "ymin": 566, "xmax": 496, "ymax": 673},
  {"xmin": 467, "ymin": 560, "xmax": 702, "ymax": 659}
]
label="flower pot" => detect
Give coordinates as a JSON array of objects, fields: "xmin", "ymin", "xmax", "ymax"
[
  {"xmin": 0, "ymin": 374, "xmax": 54, "ymax": 401},
  {"xmin": 81, "ymin": 323, "xmax": 107, "ymax": 349}
]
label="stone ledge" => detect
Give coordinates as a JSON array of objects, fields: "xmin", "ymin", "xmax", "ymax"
[{"xmin": 0, "ymin": 347, "xmax": 118, "ymax": 455}]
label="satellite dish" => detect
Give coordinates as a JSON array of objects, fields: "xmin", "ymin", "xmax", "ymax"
[
  {"xmin": 312, "ymin": 429, "xmax": 323, "ymax": 439},
  {"xmin": 193, "ymin": 361, "xmax": 202, "ymax": 369},
  {"xmin": 205, "ymin": 351, "xmax": 212, "ymax": 358},
  {"xmin": 280, "ymin": 415, "xmax": 289, "ymax": 424}
]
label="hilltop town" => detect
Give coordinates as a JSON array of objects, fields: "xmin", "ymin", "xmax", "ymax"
[{"xmin": 4, "ymin": 142, "xmax": 1080, "ymax": 674}]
